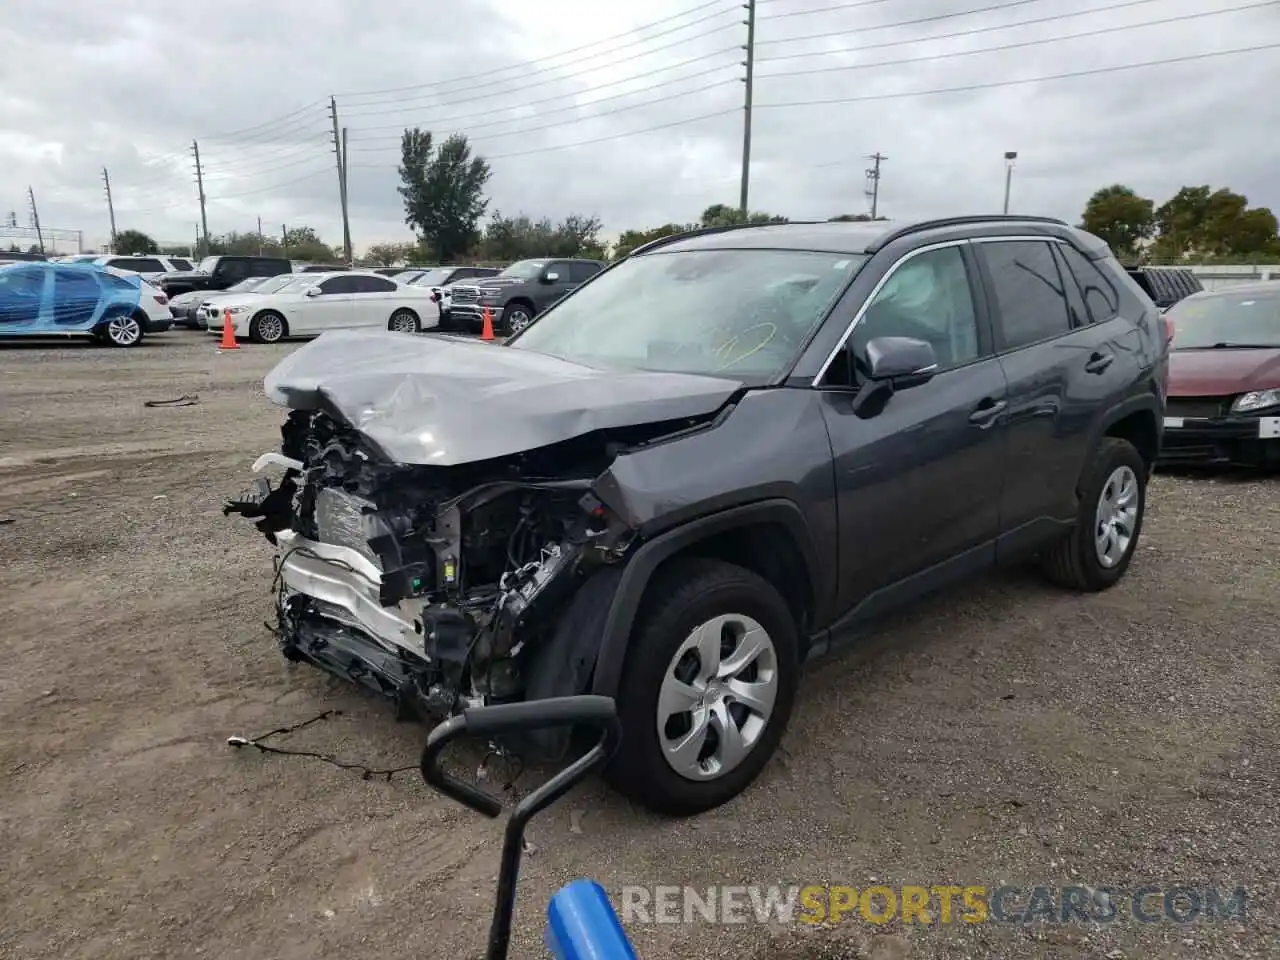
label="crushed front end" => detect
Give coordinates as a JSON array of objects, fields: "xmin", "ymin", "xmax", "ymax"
[{"xmin": 226, "ymin": 409, "xmax": 636, "ymax": 723}]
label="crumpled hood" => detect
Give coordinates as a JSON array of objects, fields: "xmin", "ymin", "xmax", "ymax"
[
  {"xmin": 1169, "ymin": 347, "xmax": 1280, "ymax": 396},
  {"xmin": 263, "ymin": 329, "xmax": 744, "ymax": 465}
]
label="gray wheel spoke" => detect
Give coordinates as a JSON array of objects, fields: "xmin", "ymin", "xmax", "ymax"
[
  {"xmin": 1094, "ymin": 464, "xmax": 1138, "ymax": 568},
  {"xmin": 719, "ymin": 627, "xmax": 768, "ymax": 679},
  {"xmin": 657, "ymin": 611, "xmax": 779, "ymax": 782},
  {"xmin": 724, "ymin": 676, "xmax": 775, "ymax": 716},
  {"xmin": 663, "ymin": 707, "xmax": 711, "ymax": 774}
]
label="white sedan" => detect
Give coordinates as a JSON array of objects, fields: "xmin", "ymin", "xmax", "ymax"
[{"xmin": 207, "ymin": 271, "xmax": 440, "ymax": 343}]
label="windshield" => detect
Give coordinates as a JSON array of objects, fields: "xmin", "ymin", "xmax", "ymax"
[
  {"xmin": 1167, "ymin": 290, "xmax": 1280, "ymax": 348},
  {"xmin": 255, "ymin": 274, "xmax": 306, "ymax": 294},
  {"xmin": 508, "ymin": 249, "xmax": 866, "ymax": 379},
  {"xmin": 196, "ymin": 257, "xmax": 218, "ymax": 273},
  {"xmin": 411, "ymin": 268, "xmax": 454, "ymax": 286},
  {"xmin": 227, "ymin": 277, "xmax": 267, "ymax": 293},
  {"xmin": 499, "ymin": 260, "xmax": 547, "ymax": 279}
]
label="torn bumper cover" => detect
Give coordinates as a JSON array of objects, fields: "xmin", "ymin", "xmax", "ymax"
[{"xmin": 226, "ymin": 329, "xmax": 741, "ymax": 730}]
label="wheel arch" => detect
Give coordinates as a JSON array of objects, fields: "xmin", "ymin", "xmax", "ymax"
[
  {"xmin": 251, "ymin": 307, "xmax": 289, "ymax": 338},
  {"xmin": 588, "ymin": 499, "xmax": 820, "ymax": 700},
  {"xmin": 1086, "ymin": 394, "xmax": 1161, "ymax": 488}
]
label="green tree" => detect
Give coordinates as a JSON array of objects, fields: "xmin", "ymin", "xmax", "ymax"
[
  {"xmin": 612, "ymin": 222, "xmax": 696, "ymax": 259},
  {"xmin": 363, "ymin": 241, "xmax": 417, "ymax": 266},
  {"xmin": 699, "ymin": 203, "xmax": 788, "ymax": 227},
  {"xmin": 473, "ymin": 212, "xmax": 605, "ymax": 261},
  {"xmin": 113, "ymin": 229, "xmax": 158, "ymax": 254},
  {"xmin": 829, "ymin": 213, "xmax": 889, "ymax": 222},
  {"xmin": 398, "ymin": 129, "xmax": 491, "ymax": 262},
  {"xmin": 1151, "ymin": 185, "xmax": 1280, "ymax": 260},
  {"xmin": 1080, "ymin": 185, "xmax": 1155, "ymax": 257}
]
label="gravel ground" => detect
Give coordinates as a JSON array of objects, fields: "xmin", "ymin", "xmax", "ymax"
[{"xmin": 1, "ymin": 331, "xmax": 1277, "ymax": 960}]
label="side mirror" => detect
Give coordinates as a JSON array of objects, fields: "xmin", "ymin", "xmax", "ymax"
[
  {"xmin": 305, "ymin": 286, "xmax": 321, "ymax": 297},
  {"xmin": 862, "ymin": 336, "xmax": 938, "ymax": 381},
  {"xmin": 848, "ymin": 336, "xmax": 938, "ymax": 418},
  {"xmin": 542, "ymin": 271, "xmax": 560, "ymax": 283}
]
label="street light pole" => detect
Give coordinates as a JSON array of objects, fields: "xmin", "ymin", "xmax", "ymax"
[{"xmin": 1003, "ymin": 151, "xmax": 1018, "ymax": 215}]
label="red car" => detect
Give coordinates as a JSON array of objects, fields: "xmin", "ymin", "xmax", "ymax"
[{"xmin": 1159, "ymin": 281, "xmax": 1280, "ymax": 466}]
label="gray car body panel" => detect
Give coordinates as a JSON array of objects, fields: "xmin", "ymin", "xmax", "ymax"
[{"xmin": 262, "ymin": 328, "xmax": 746, "ymax": 465}]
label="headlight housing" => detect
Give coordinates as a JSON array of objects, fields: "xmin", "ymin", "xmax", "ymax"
[
  {"xmin": 1231, "ymin": 388, "xmax": 1280, "ymax": 414},
  {"xmin": 226, "ymin": 305, "xmax": 249, "ymax": 315}
]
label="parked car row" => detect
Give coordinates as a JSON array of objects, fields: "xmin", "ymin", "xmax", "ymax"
[{"xmin": 201, "ymin": 269, "xmax": 440, "ymax": 343}]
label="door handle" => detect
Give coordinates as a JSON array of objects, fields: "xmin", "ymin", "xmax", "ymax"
[
  {"xmin": 1084, "ymin": 351, "xmax": 1114, "ymax": 374},
  {"xmin": 968, "ymin": 399, "xmax": 1007, "ymax": 427}
]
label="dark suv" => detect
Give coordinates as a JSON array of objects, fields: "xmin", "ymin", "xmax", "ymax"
[
  {"xmin": 158, "ymin": 255, "xmax": 292, "ymax": 297},
  {"xmin": 227, "ymin": 216, "xmax": 1168, "ymax": 816},
  {"xmin": 448, "ymin": 257, "xmax": 605, "ymax": 333}
]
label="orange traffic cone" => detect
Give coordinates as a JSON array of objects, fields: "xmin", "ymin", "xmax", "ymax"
[
  {"xmin": 480, "ymin": 306, "xmax": 495, "ymax": 342},
  {"xmin": 219, "ymin": 308, "xmax": 239, "ymax": 350}
]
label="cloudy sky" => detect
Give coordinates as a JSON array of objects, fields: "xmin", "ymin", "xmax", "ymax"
[{"xmin": 1, "ymin": 0, "xmax": 1277, "ymax": 253}]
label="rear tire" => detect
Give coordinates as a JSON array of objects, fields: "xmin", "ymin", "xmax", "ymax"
[
  {"xmin": 1042, "ymin": 437, "xmax": 1147, "ymax": 591},
  {"xmin": 606, "ymin": 558, "xmax": 800, "ymax": 816},
  {"xmin": 388, "ymin": 308, "xmax": 420, "ymax": 334},
  {"xmin": 98, "ymin": 312, "xmax": 144, "ymax": 348},
  {"xmin": 249, "ymin": 311, "xmax": 286, "ymax": 344}
]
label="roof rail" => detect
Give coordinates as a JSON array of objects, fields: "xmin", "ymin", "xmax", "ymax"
[
  {"xmin": 627, "ymin": 219, "xmax": 826, "ymax": 257},
  {"xmin": 867, "ymin": 214, "xmax": 1070, "ymax": 252}
]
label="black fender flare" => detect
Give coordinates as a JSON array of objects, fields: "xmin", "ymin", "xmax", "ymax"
[
  {"xmin": 1082, "ymin": 392, "xmax": 1162, "ymax": 488},
  {"xmin": 588, "ymin": 498, "xmax": 820, "ymax": 699}
]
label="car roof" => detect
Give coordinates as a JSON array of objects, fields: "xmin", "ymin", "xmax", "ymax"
[
  {"xmin": 635, "ymin": 215, "xmax": 1077, "ymax": 257},
  {"xmin": 1185, "ymin": 281, "xmax": 1280, "ymax": 301}
]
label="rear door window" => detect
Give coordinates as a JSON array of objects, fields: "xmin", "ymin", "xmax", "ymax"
[
  {"xmin": 569, "ymin": 261, "xmax": 601, "ymax": 282},
  {"xmin": 978, "ymin": 240, "xmax": 1074, "ymax": 350},
  {"xmin": 1056, "ymin": 244, "xmax": 1119, "ymax": 323}
]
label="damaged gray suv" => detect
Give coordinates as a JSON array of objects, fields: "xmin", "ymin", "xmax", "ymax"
[{"xmin": 227, "ymin": 215, "xmax": 1168, "ymax": 815}]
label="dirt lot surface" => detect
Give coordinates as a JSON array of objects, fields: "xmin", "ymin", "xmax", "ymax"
[{"xmin": 1, "ymin": 332, "xmax": 1277, "ymax": 960}]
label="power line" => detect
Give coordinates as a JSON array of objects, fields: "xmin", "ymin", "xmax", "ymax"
[
  {"xmin": 349, "ymin": 108, "xmax": 740, "ymax": 166},
  {"xmin": 758, "ymin": 0, "xmax": 910, "ymax": 20},
  {"xmin": 757, "ymin": 42, "xmax": 1280, "ymax": 109},
  {"xmin": 340, "ymin": 30, "xmax": 741, "ymax": 119},
  {"xmin": 346, "ymin": 76, "xmax": 740, "ymax": 151},
  {"xmin": 756, "ymin": 0, "xmax": 1053, "ymax": 46},
  {"xmin": 345, "ymin": 49, "xmax": 740, "ymax": 135},
  {"xmin": 756, "ymin": 1, "xmax": 1278, "ymax": 83},
  {"xmin": 335, "ymin": 0, "xmax": 737, "ymax": 101},
  {"xmin": 195, "ymin": 99, "xmax": 330, "ymax": 143},
  {"xmin": 753, "ymin": 0, "xmax": 1166, "ymax": 64},
  {"xmin": 201, "ymin": 149, "xmax": 336, "ymax": 182},
  {"xmin": 203, "ymin": 166, "xmax": 335, "ymax": 202},
  {"xmin": 198, "ymin": 135, "xmax": 331, "ymax": 172}
]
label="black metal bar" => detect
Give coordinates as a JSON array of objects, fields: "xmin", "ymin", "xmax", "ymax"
[{"xmin": 419, "ymin": 696, "xmax": 623, "ymax": 960}]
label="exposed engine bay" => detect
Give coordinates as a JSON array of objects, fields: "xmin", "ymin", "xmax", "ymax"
[{"xmin": 225, "ymin": 407, "xmax": 700, "ymax": 733}]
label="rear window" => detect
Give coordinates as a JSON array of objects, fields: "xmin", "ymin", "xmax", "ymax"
[{"xmin": 170, "ymin": 258, "xmax": 193, "ymax": 271}]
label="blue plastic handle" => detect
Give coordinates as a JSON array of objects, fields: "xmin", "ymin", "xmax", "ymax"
[{"xmin": 545, "ymin": 879, "xmax": 638, "ymax": 960}]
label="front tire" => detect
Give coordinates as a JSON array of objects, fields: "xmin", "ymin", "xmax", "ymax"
[
  {"xmin": 1042, "ymin": 437, "xmax": 1147, "ymax": 591},
  {"xmin": 249, "ymin": 311, "xmax": 286, "ymax": 344},
  {"xmin": 501, "ymin": 302, "xmax": 534, "ymax": 335},
  {"xmin": 607, "ymin": 558, "xmax": 800, "ymax": 816}
]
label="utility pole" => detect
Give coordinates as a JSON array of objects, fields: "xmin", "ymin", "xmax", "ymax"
[
  {"xmin": 330, "ymin": 97, "xmax": 353, "ymax": 265},
  {"xmin": 1002, "ymin": 151, "xmax": 1018, "ymax": 214},
  {"xmin": 192, "ymin": 140, "xmax": 209, "ymax": 255},
  {"xmin": 342, "ymin": 126, "xmax": 352, "ymax": 263},
  {"xmin": 102, "ymin": 167, "xmax": 118, "ymax": 251},
  {"xmin": 257, "ymin": 215, "xmax": 263, "ymax": 255},
  {"xmin": 739, "ymin": 0, "xmax": 757, "ymax": 218},
  {"xmin": 865, "ymin": 153, "xmax": 886, "ymax": 219},
  {"xmin": 27, "ymin": 187, "xmax": 45, "ymax": 254},
  {"xmin": 281, "ymin": 224, "xmax": 289, "ymax": 256}
]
